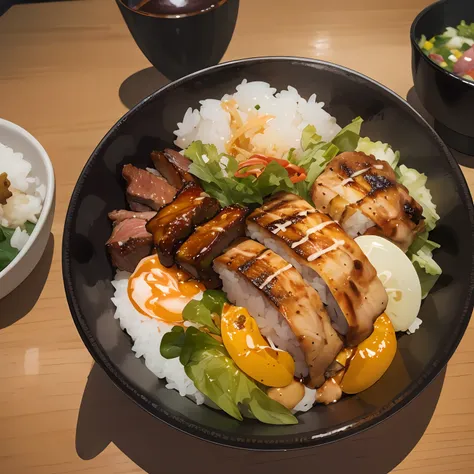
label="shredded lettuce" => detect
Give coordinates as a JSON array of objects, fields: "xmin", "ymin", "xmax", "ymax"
[
  {"xmin": 160, "ymin": 326, "xmax": 298, "ymax": 425},
  {"xmin": 407, "ymin": 232, "xmax": 442, "ymax": 298},
  {"xmin": 356, "ymin": 137, "xmax": 400, "ymax": 169},
  {"xmin": 396, "ymin": 165, "xmax": 440, "ymax": 232}
]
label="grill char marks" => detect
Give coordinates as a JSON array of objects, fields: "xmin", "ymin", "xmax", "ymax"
[
  {"xmin": 311, "ymin": 151, "xmax": 425, "ymax": 251},
  {"xmin": 247, "ymin": 192, "xmax": 388, "ymax": 346},
  {"xmin": 214, "ymin": 239, "xmax": 343, "ymax": 388}
]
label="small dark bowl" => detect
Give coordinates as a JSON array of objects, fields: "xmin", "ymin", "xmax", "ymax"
[
  {"xmin": 116, "ymin": 0, "xmax": 239, "ymax": 80},
  {"xmin": 63, "ymin": 57, "xmax": 474, "ymax": 450},
  {"xmin": 411, "ymin": 0, "xmax": 474, "ymax": 155}
]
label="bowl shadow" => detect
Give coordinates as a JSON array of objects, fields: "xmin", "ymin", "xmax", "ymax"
[
  {"xmin": 119, "ymin": 67, "xmax": 170, "ymax": 110},
  {"xmin": 406, "ymin": 87, "xmax": 474, "ymax": 169},
  {"xmin": 76, "ymin": 363, "xmax": 446, "ymax": 474},
  {"xmin": 0, "ymin": 232, "xmax": 54, "ymax": 329}
]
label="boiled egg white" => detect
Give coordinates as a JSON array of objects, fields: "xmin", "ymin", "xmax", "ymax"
[{"xmin": 355, "ymin": 235, "xmax": 422, "ymax": 332}]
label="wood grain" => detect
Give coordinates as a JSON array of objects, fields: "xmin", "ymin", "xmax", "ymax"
[{"xmin": 0, "ymin": 0, "xmax": 473, "ymax": 472}]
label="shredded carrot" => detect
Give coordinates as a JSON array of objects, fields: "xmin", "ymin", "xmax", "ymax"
[{"xmin": 235, "ymin": 154, "xmax": 307, "ymax": 183}]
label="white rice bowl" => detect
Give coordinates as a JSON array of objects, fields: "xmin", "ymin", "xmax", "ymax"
[{"xmin": 109, "ymin": 80, "xmax": 380, "ymax": 417}]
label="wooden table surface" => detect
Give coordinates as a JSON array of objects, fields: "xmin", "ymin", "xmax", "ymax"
[{"xmin": 0, "ymin": 0, "xmax": 473, "ymax": 473}]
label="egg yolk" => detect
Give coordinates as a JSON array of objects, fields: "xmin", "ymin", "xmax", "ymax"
[
  {"xmin": 128, "ymin": 255, "xmax": 205, "ymax": 323},
  {"xmin": 340, "ymin": 313, "xmax": 397, "ymax": 394},
  {"xmin": 221, "ymin": 304, "xmax": 295, "ymax": 387}
]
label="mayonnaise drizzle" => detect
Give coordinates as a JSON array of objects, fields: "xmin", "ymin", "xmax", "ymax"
[
  {"xmin": 271, "ymin": 221, "xmax": 293, "ymax": 234},
  {"xmin": 373, "ymin": 164, "xmax": 384, "ymax": 170},
  {"xmin": 307, "ymin": 239, "xmax": 345, "ymax": 262},
  {"xmin": 271, "ymin": 209, "xmax": 316, "ymax": 234},
  {"xmin": 259, "ymin": 264, "xmax": 293, "ymax": 289},
  {"xmin": 338, "ymin": 167, "xmax": 372, "ymax": 188},
  {"xmin": 291, "ymin": 220, "xmax": 336, "ymax": 249}
]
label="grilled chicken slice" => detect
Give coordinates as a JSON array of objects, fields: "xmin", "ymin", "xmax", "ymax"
[
  {"xmin": 311, "ymin": 152, "xmax": 425, "ymax": 251},
  {"xmin": 176, "ymin": 205, "xmax": 248, "ymax": 288},
  {"xmin": 123, "ymin": 164, "xmax": 177, "ymax": 211},
  {"xmin": 151, "ymin": 149, "xmax": 195, "ymax": 189},
  {"xmin": 214, "ymin": 239, "xmax": 343, "ymax": 388},
  {"xmin": 247, "ymin": 192, "xmax": 388, "ymax": 347},
  {"xmin": 146, "ymin": 182, "xmax": 220, "ymax": 267},
  {"xmin": 106, "ymin": 218, "xmax": 152, "ymax": 272}
]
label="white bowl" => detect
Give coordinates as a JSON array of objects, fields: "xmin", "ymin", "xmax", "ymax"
[{"xmin": 0, "ymin": 118, "xmax": 55, "ymax": 300}]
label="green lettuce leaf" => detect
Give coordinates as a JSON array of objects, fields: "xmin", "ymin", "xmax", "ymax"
[
  {"xmin": 331, "ymin": 117, "xmax": 363, "ymax": 152},
  {"xmin": 160, "ymin": 326, "xmax": 187, "ymax": 359},
  {"xmin": 184, "ymin": 141, "xmax": 300, "ymax": 207},
  {"xmin": 457, "ymin": 20, "xmax": 474, "ymax": 40},
  {"xmin": 161, "ymin": 326, "xmax": 298, "ymax": 425},
  {"xmin": 0, "ymin": 225, "xmax": 19, "ymax": 271},
  {"xmin": 356, "ymin": 137, "xmax": 400, "ymax": 168},
  {"xmin": 182, "ymin": 290, "xmax": 228, "ymax": 335}
]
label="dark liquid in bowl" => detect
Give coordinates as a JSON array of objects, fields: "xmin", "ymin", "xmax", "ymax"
[{"xmin": 125, "ymin": 0, "xmax": 227, "ymax": 16}]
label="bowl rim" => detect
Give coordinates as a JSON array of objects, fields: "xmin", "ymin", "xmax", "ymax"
[
  {"xmin": 115, "ymin": 0, "xmax": 229, "ymax": 20},
  {"xmin": 0, "ymin": 118, "xmax": 55, "ymax": 282},
  {"xmin": 409, "ymin": 0, "xmax": 474, "ymax": 88},
  {"xmin": 62, "ymin": 56, "xmax": 474, "ymax": 451}
]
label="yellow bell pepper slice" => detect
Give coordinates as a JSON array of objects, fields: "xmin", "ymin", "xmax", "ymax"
[{"xmin": 221, "ymin": 304, "xmax": 295, "ymax": 387}]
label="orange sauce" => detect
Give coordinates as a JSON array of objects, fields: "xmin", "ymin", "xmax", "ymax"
[{"xmin": 127, "ymin": 255, "xmax": 205, "ymax": 323}]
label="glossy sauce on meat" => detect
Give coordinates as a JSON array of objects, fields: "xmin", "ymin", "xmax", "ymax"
[{"xmin": 146, "ymin": 182, "xmax": 220, "ymax": 267}]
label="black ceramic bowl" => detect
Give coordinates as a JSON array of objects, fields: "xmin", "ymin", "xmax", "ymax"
[
  {"xmin": 116, "ymin": 0, "xmax": 239, "ymax": 80},
  {"xmin": 63, "ymin": 57, "xmax": 474, "ymax": 450},
  {"xmin": 411, "ymin": 0, "xmax": 474, "ymax": 155}
]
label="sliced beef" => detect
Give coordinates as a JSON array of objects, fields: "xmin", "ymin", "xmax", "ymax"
[
  {"xmin": 106, "ymin": 218, "xmax": 152, "ymax": 272},
  {"xmin": 108, "ymin": 209, "xmax": 156, "ymax": 223},
  {"xmin": 122, "ymin": 164, "xmax": 177, "ymax": 211},
  {"xmin": 146, "ymin": 182, "xmax": 220, "ymax": 267},
  {"xmin": 176, "ymin": 205, "xmax": 249, "ymax": 288},
  {"xmin": 151, "ymin": 149, "xmax": 195, "ymax": 189}
]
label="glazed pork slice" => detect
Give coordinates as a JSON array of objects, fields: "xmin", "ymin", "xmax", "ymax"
[
  {"xmin": 108, "ymin": 209, "xmax": 156, "ymax": 223},
  {"xmin": 311, "ymin": 152, "xmax": 425, "ymax": 251},
  {"xmin": 214, "ymin": 239, "xmax": 343, "ymax": 388},
  {"xmin": 122, "ymin": 164, "xmax": 177, "ymax": 211},
  {"xmin": 106, "ymin": 218, "xmax": 152, "ymax": 272},
  {"xmin": 176, "ymin": 205, "xmax": 248, "ymax": 288},
  {"xmin": 247, "ymin": 192, "xmax": 388, "ymax": 347},
  {"xmin": 151, "ymin": 149, "xmax": 195, "ymax": 189},
  {"xmin": 146, "ymin": 182, "xmax": 220, "ymax": 267}
]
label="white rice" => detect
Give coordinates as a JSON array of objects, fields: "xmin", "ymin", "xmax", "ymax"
[
  {"xmin": 342, "ymin": 209, "xmax": 375, "ymax": 239},
  {"xmin": 213, "ymin": 262, "xmax": 308, "ymax": 379},
  {"xmin": 0, "ymin": 142, "xmax": 44, "ymax": 251},
  {"xmin": 111, "ymin": 271, "xmax": 205, "ymax": 404},
  {"xmin": 174, "ymin": 80, "xmax": 341, "ymax": 156}
]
